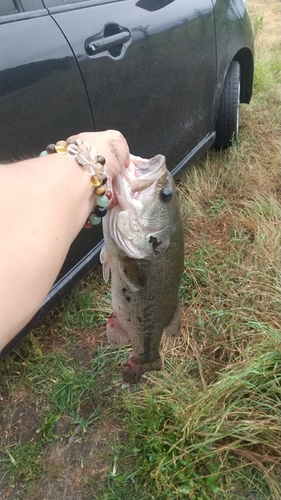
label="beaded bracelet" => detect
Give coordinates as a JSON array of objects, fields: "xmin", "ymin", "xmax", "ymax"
[{"xmin": 40, "ymin": 139, "xmax": 112, "ymax": 228}]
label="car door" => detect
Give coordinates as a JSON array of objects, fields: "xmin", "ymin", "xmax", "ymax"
[
  {"xmin": 44, "ymin": 0, "xmax": 217, "ymax": 172},
  {"xmin": 0, "ymin": 0, "xmax": 94, "ymax": 162}
]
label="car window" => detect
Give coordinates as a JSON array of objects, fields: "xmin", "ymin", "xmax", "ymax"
[
  {"xmin": 43, "ymin": 0, "xmax": 121, "ymax": 8},
  {"xmin": 0, "ymin": 0, "xmax": 21, "ymax": 15},
  {"xmin": 0, "ymin": 0, "xmax": 44, "ymax": 16}
]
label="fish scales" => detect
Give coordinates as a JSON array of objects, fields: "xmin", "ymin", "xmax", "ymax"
[
  {"xmin": 101, "ymin": 154, "xmax": 184, "ymax": 384},
  {"xmin": 115, "ymin": 242, "xmax": 179, "ymax": 358}
]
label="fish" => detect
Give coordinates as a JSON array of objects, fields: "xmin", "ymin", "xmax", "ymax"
[{"xmin": 100, "ymin": 154, "xmax": 184, "ymax": 384}]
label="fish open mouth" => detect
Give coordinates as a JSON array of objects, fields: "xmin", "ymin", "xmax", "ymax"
[{"xmin": 121, "ymin": 154, "xmax": 167, "ymax": 193}]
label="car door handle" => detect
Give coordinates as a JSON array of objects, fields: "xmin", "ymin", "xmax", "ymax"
[{"xmin": 86, "ymin": 30, "xmax": 131, "ymax": 56}]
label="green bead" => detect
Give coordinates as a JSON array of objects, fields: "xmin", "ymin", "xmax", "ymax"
[
  {"xmin": 97, "ymin": 195, "xmax": 109, "ymax": 208},
  {"xmin": 39, "ymin": 150, "xmax": 48, "ymax": 156},
  {"xmin": 89, "ymin": 213, "xmax": 101, "ymax": 225}
]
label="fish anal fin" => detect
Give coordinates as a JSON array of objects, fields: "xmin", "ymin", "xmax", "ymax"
[{"xmin": 106, "ymin": 313, "xmax": 129, "ymax": 347}]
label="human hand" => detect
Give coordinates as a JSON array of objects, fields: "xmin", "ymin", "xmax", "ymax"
[{"xmin": 67, "ymin": 130, "xmax": 130, "ymax": 185}]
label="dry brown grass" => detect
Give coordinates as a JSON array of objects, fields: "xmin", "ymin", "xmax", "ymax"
[{"xmin": 143, "ymin": 2, "xmax": 281, "ymax": 496}]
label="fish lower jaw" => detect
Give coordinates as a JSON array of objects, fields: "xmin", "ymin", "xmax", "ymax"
[{"xmin": 122, "ymin": 354, "xmax": 162, "ymax": 384}]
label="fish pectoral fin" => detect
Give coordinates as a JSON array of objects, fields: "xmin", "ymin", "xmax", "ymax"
[
  {"xmin": 100, "ymin": 246, "xmax": 111, "ymax": 282},
  {"xmin": 164, "ymin": 299, "xmax": 181, "ymax": 338},
  {"xmin": 107, "ymin": 313, "xmax": 129, "ymax": 348}
]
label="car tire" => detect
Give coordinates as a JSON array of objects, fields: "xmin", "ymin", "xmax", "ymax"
[{"xmin": 214, "ymin": 60, "xmax": 241, "ymax": 150}]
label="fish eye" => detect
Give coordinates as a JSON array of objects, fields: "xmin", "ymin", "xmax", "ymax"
[{"xmin": 160, "ymin": 187, "xmax": 173, "ymax": 202}]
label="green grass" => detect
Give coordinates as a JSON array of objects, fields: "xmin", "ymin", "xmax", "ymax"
[
  {"xmin": 116, "ymin": 348, "xmax": 281, "ymax": 499},
  {"xmin": 0, "ymin": 2, "xmax": 280, "ymax": 498},
  {"xmin": 1, "ymin": 442, "xmax": 45, "ymax": 485},
  {"xmin": 252, "ymin": 15, "xmax": 263, "ymax": 38}
]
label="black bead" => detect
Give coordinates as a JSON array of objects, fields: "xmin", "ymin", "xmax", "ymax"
[
  {"xmin": 96, "ymin": 154, "xmax": 106, "ymax": 166},
  {"xmin": 46, "ymin": 143, "xmax": 56, "ymax": 154},
  {"xmin": 94, "ymin": 205, "xmax": 107, "ymax": 217}
]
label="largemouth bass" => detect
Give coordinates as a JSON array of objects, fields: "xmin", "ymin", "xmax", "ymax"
[{"xmin": 100, "ymin": 154, "xmax": 184, "ymax": 384}]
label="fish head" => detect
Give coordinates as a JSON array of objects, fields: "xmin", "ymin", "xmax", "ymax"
[{"xmin": 108, "ymin": 154, "xmax": 181, "ymax": 259}]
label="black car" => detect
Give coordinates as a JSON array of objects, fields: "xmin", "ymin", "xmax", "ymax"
[{"xmin": 0, "ymin": 0, "xmax": 254, "ymax": 353}]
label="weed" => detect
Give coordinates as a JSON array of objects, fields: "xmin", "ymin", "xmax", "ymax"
[
  {"xmin": 252, "ymin": 15, "xmax": 263, "ymax": 38},
  {"xmin": 0, "ymin": 442, "xmax": 44, "ymax": 486}
]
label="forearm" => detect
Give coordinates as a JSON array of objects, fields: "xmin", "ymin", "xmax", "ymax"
[
  {"xmin": 0, "ymin": 153, "xmax": 93, "ymax": 345},
  {"xmin": 0, "ymin": 130, "xmax": 130, "ymax": 350}
]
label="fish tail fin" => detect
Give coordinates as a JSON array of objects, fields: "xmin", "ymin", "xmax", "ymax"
[{"xmin": 122, "ymin": 355, "xmax": 162, "ymax": 384}]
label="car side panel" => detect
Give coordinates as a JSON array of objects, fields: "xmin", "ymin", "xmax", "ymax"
[
  {"xmin": 47, "ymin": 0, "xmax": 217, "ymax": 171},
  {"xmin": 212, "ymin": 0, "xmax": 254, "ymax": 110},
  {"xmin": 0, "ymin": 8, "xmax": 102, "ymax": 290},
  {"xmin": 0, "ymin": 10, "xmax": 94, "ymax": 162}
]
